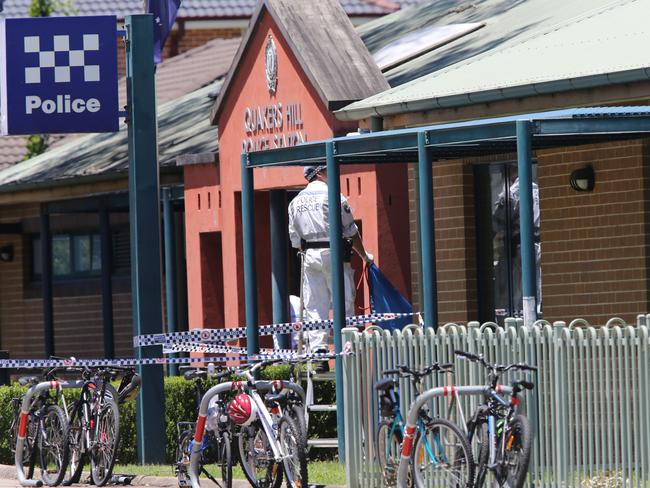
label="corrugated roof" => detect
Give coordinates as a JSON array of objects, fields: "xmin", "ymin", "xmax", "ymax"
[
  {"xmin": 211, "ymin": 0, "xmax": 389, "ymax": 123},
  {"xmin": 341, "ymin": 0, "xmax": 650, "ymax": 119},
  {"xmin": 0, "ymin": 81, "xmax": 221, "ymax": 191},
  {"xmin": 0, "ymin": 0, "xmax": 418, "ymax": 19},
  {"xmin": 358, "ymin": 0, "xmax": 632, "ymax": 86}
]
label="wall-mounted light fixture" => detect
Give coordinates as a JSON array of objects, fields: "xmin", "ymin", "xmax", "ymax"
[
  {"xmin": 0, "ymin": 244, "xmax": 14, "ymax": 262},
  {"xmin": 570, "ymin": 164, "xmax": 595, "ymax": 192}
]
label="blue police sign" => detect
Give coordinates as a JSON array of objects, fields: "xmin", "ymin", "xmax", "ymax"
[{"xmin": 0, "ymin": 16, "xmax": 119, "ymax": 135}]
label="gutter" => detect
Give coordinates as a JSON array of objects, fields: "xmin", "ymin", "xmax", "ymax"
[
  {"xmin": 0, "ymin": 166, "xmax": 182, "ymax": 195},
  {"xmin": 335, "ymin": 67, "xmax": 650, "ymax": 121}
]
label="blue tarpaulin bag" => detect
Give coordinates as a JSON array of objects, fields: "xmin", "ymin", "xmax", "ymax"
[{"xmin": 367, "ymin": 263, "xmax": 413, "ymax": 331}]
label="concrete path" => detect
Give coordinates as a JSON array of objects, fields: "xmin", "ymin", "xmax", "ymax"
[{"xmin": 0, "ymin": 465, "xmax": 345, "ymax": 488}]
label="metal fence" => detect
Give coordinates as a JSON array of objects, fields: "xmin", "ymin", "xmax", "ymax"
[{"xmin": 342, "ymin": 316, "xmax": 650, "ymax": 487}]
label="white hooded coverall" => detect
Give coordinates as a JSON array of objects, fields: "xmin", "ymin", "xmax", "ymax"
[{"xmin": 288, "ymin": 180, "xmax": 359, "ymax": 350}]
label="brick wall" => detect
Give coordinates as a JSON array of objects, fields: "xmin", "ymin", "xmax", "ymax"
[
  {"xmin": 536, "ymin": 139, "xmax": 650, "ymax": 325},
  {"xmin": 0, "ymin": 204, "xmax": 133, "ymax": 359},
  {"xmin": 408, "ymin": 139, "xmax": 650, "ymax": 327},
  {"xmin": 408, "ymin": 159, "xmax": 478, "ymax": 324}
]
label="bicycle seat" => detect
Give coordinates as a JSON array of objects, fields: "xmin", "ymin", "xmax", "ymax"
[
  {"xmin": 183, "ymin": 370, "xmax": 207, "ymax": 380},
  {"xmin": 118, "ymin": 374, "xmax": 141, "ymax": 403},
  {"xmin": 374, "ymin": 378, "xmax": 398, "ymax": 392},
  {"xmin": 264, "ymin": 391, "xmax": 288, "ymax": 405},
  {"xmin": 18, "ymin": 376, "xmax": 39, "ymax": 386}
]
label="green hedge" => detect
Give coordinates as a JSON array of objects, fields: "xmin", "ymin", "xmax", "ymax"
[{"xmin": 0, "ymin": 366, "xmax": 337, "ymax": 465}]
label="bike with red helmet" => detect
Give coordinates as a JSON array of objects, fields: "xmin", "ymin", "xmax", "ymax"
[
  {"xmin": 233, "ymin": 359, "xmax": 308, "ymax": 488},
  {"xmin": 175, "ymin": 364, "xmax": 234, "ymax": 488}
]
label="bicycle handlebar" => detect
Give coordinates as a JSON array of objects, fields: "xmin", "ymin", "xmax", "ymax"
[
  {"xmin": 384, "ymin": 362, "xmax": 454, "ymax": 379},
  {"xmin": 454, "ymin": 350, "xmax": 537, "ymax": 374}
]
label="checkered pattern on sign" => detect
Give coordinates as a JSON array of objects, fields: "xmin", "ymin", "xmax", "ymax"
[{"xmin": 24, "ymin": 33, "xmax": 101, "ymax": 84}]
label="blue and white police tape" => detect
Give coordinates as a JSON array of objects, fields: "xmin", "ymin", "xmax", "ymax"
[
  {"xmin": 134, "ymin": 312, "xmax": 418, "ymax": 348},
  {"xmin": 0, "ymin": 351, "xmax": 348, "ymax": 369},
  {"xmin": 162, "ymin": 342, "xmax": 294, "ymax": 356}
]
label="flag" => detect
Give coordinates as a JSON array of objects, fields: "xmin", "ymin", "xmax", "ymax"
[
  {"xmin": 149, "ymin": 0, "xmax": 182, "ymax": 64},
  {"xmin": 367, "ymin": 264, "xmax": 413, "ymax": 331}
]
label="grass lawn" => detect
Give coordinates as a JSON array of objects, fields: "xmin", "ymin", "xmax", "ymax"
[{"xmin": 114, "ymin": 460, "xmax": 346, "ymax": 486}]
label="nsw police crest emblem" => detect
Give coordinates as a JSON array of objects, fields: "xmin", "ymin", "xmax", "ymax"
[{"xmin": 265, "ymin": 35, "xmax": 277, "ymax": 94}]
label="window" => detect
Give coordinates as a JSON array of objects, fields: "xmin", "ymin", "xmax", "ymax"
[
  {"xmin": 32, "ymin": 232, "xmax": 101, "ymax": 279},
  {"xmin": 474, "ymin": 163, "xmax": 541, "ymax": 323}
]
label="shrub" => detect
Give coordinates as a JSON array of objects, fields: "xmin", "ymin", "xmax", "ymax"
[{"xmin": 0, "ymin": 366, "xmax": 337, "ymax": 465}]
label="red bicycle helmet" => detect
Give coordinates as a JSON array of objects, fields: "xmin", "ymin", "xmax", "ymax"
[{"xmin": 228, "ymin": 393, "xmax": 258, "ymax": 426}]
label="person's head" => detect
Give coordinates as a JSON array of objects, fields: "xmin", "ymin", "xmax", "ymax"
[{"xmin": 303, "ymin": 165, "xmax": 327, "ymax": 183}]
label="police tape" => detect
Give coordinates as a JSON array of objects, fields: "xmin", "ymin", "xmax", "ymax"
[
  {"xmin": 134, "ymin": 312, "xmax": 418, "ymax": 348},
  {"xmin": 162, "ymin": 343, "xmax": 295, "ymax": 356},
  {"xmin": 0, "ymin": 351, "xmax": 347, "ymax": 369}
]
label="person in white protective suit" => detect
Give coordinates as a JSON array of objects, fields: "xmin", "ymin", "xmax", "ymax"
[
  {"xmin": 494, "ymin": 176, "xmax": 542, "ymax": 315},
  {"xmin": 288, "ymin": 165, "xmax": 374, "ymax": 354}
]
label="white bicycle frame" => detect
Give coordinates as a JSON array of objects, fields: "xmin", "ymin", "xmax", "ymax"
[
  {"xmin": 15, "ymin": 379, "xmax": 84, "ymax": 487},
  {"xmin": 395, "ymin": 384, "xmax": 513, "ymax": 488},
  {"xmin": 188, "ymin": 378, "xmax": 306, "ymax": 488}
]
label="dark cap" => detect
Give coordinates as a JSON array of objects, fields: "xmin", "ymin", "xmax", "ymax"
[{"xmin": 303, "ymin": 165, "xmax": 326, "ymax": 182}]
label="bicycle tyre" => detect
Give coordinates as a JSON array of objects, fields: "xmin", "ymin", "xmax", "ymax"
[
  {"xmin": 39, "ymin": 405, "xmax": 69, "ymax": 486},
  {"xmin": 90, "ymin": 386, "xmax": 120, "ymax": 487},
  {"xmin": 376, "ymin": 419, "xmax": 402, "ymax": 485},
  {"xmin": 219, "ymin": 431, "xmax": 233, "ymax": 488},
  {"xmin": 238, "ymin": 423, "xmax": 283, "ymax": 488},
  {"xmin": 503, "ymin": 414, "xmax": 532, "ymax": 488},
  {"xmin": 411, "ymin": 418, "xmax": 474, "ymax": 488},
  {"xmin": 289, "ymin": 403, "xmax": 307, "ymax": 440},
  {"xmin": 279, "ymin": 415, "xmax": 308, "ymax": 488},
  {"xmin": 63, "ymin": 402, "xmax": 85, "ymax": 486},
  {"xmin": 175, "ymin": 429, "xmax": 194, "ymax": 487},
  {"xmin": 12, "ymin": 408, "xmax": 37, "ymax": 480},
  {"xmin": 468, "ymin": 420, "xmax": 489, "ymax": 488}
]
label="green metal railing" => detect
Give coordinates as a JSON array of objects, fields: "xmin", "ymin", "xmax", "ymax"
[{"xmin": 342, "ymin": 316, "xmax": 650, "ymax": 487}]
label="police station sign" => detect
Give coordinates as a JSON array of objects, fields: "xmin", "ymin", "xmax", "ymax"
[{"xmin": 0, "ymin": 15, "xmax": 118, "ymax": 135}]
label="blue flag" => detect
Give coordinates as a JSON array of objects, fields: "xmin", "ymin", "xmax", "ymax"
[
  {"xmin": 367, "ymin": 264, "xmax": 413, "ymax": 331},
  {"xmin": 149, "ymin": 0, "xmax": 181, "ymax": 64}
]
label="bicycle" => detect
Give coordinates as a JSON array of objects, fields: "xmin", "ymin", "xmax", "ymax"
[
  {"xmin": 376, "ymin": 363, "xmax": 475, "ymax": 488},
  {"xmin": 10, "ymin": 372, "xmax": 69, "ymax": 486},
  {"xmin": 175, "ymin": 364, "xmax": 234, "ymax": 488},
  {"xmin": 455, "ymin": 350, "xmax": 536, "ymax": 488},
  {"xmin": 234, "ymin": 359, "xmax": 308, "ymax": 488},
  {"xmin": 63, "ymin": 366, "xmax": 140, "ymax": 487}
]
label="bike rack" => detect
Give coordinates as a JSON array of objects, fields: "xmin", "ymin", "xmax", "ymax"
[
  {"xmin": 188, "ymin": 379, "xmax": 305, "ymax": 488},
  {"xmin": 396, "ymin": 384, "xmax": 513, "ymax": 488},
  {"xmin": 15, "ymin": 380, "xmax": 84, "ymax": 487}
]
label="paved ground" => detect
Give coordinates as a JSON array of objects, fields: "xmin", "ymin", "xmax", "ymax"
[{"xmin": 0, "ymin": 465, "xmax": 344, "ymax": 488}]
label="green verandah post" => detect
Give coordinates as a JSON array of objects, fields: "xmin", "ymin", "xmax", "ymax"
[
  {"xmin": 417, "ymin": 131, "xmax": 438, "ymax": 329},
  {"xmin": 125, "ymin": 13, "xmax": 166, "ymax": 463},
  {"xmin": 326, "ymin": 141, "xmax": 347, "ymax": 461},
  {"xmin": 241, "ymin": 153, "xmax": 260, "ymax": 357}
]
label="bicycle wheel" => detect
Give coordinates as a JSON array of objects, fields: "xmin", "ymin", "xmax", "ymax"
[
  {"xmin": 411, "ymin": 418, "xmax": 474, "ymax": 488},
  {"xmin": 90, "ymin": 388, "xmax": 120, "ymax": 486},
  {"xmin": 468, "ymin": 420, "xmax": 489, "ymax": 488},
  {"xmin": 279, "ymin": 415, "xmax": 308, "ymax": 488},
  {"xmin": 12, "ymin": 406, "xmax": 37, "ymax": 479},
  {"xmin": 218, "ymin": 431, "xmax": 233, "ymax": 488},
  {"xmin": 63, "ymin": 403, "xmax": 85, "ymax": 486},
  {"xmin": 376, "ymin": 419, "xmax": 402, "ymax": 486},
  {"xmin": 503, "ymin": 415, "xmax": 532, "ymax": 488},
  {"xmin": 289, "ymin": 403, "xmax": 307, "ymax": 440},
  {"xmin": 175, "ymin": 429, "xmax": 194, "ymax": 487},
  {"xmin": 238, "ymin": 423, "xmax": 283, "ymax": 488},
  {"xmin": 39, "ymin": 405, "xmax": 69, "ymax": 486}
]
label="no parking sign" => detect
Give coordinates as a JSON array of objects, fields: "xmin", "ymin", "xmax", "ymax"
[{"xmin": 0, "ymin": 15, "xmax": 119, "ymax": 135}]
